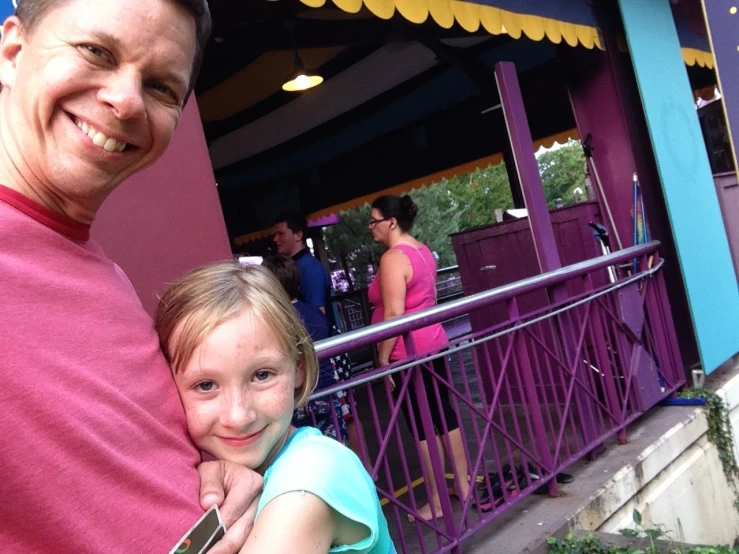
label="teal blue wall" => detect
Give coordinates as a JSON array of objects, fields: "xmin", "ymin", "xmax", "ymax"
[{"xmin": 619, "ymin": 0, "xmax": 739, "ymax": 372}]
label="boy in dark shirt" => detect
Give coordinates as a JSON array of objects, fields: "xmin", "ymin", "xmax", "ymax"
[{"xmin": 262, "ymin": 255, "xmax": 347, "ymax": 444}]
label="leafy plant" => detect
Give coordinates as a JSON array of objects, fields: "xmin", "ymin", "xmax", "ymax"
[
  {"xmin": 678, "ymin": 388, "xmax": 739, "ymax": 512},
  {"xmin": 546, "ymin": 510, "xmax": 739, "ymax": 553}
]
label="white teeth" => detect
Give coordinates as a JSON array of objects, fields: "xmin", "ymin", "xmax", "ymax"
[
  {"xmin": 103, "ymin": 137, "xmax": 118, "ymax": 152},
  {"xmin": 92, "ymin": 132, "xmax": 107, "ymax": 147},
  {"xmin": 74, "ymin": 118, "xmax": 127, "ymax": 152}
]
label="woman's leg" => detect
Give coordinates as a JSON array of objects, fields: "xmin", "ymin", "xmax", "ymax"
[
  {"xmin": 412, "ymin": 434, "xmax": 446, "ymax": 521},
  {"xmin": 427, "ymin": 357, "xmax": 471, "ymax": 500},
  {"xmin": 445, "ymin": 428, "xmax": 471, "ymax": 500}
]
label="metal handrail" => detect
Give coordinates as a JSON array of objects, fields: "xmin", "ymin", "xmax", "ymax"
[
  {"xmin": 312, "ymin": 258, "xmax": 664, "ymax": 398},
  {"xmin": 315, "ymin": 241, "xmax": 661, "ymax": 359}
]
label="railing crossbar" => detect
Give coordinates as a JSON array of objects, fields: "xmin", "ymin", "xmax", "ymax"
[{"xmin": 311, "ymin": 260, "xmax": 664, "ymax": 400}]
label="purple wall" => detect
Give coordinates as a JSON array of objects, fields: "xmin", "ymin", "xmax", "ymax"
[
  {"xmin": 557, "ymin": 6, "xmax": 699, "ymax": 368},
  {"xmin": 92, "ymin": 101, "xmax": 232, "ymax": 316}
]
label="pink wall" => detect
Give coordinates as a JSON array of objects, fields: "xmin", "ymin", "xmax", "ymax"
[{"xmin": 93, "ymin": 101, "xmax": 232, "ymax": 316}]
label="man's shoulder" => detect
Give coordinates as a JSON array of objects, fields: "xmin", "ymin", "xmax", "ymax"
[{"xmin": 299, "ymin": 252, "xmax": 329, "ymax": 277}]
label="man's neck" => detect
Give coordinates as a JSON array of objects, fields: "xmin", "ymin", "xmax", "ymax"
[
  {"xmin": 0, "ymin": 180, "xmax": 96, "ymax": 225},
  {"xmin": 291, "ymin": 244, "xmax": 308, "ymax": 258},
  {"xmin": 0, "ymin": 132, "xmax": 96, "ymax": 225}
]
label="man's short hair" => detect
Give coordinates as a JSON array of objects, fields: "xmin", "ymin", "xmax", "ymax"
[
  {"xmin": 15, "ymin": 0, "xmax": 212, "ymax": 93},
  {"xmin": 275, "ymin": 212, "xmax": 308, "ymax": 238},
  {"xmin": 262, "ymin": 255, "xmax": 301, "ymax": 301}
]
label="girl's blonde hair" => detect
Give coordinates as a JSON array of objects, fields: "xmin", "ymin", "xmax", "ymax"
[{"xmin": 155, "ymin": 261, "xmax": 318, "ymax": 408}]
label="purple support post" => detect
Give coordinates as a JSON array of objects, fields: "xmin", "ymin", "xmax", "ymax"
[
  {"xmin": 495, "ymin": 61, "xmax": 601, "ymax": 456},
  {"xmin": 558, "ymin": 46, "xmax": 636, "ymax": 251},
  {"xmin": 701, "ymin": 0, "xmax": 739, "ymax": 175},
  {"xmin": 495, "ymin": 61, "xmax": 561, "ymax": 274}
]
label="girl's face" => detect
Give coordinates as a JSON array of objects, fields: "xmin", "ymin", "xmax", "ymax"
[{"xmin": 172, "ymin": 308, "xmax": 305, "ymax": 474}]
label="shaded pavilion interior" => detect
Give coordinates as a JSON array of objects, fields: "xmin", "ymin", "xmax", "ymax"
[{"xmin": 194, "ymin": 0, "xmax": 717, "ymax": 252}]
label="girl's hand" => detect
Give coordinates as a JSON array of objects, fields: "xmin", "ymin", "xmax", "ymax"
[{"xmin": 385, "ymin": 375, "xmax": 396, "ymax": 392}]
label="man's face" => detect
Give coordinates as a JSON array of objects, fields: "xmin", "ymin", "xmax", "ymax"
[
  {"xmin": 0, "ymin": 0, "xmax": 196, "ymax": 211},
  {"xmin": 273, "ymin": 222, "xmax": 303, "ymax": 256}
]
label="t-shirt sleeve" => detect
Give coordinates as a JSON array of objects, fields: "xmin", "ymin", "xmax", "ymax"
[{"xmin": 259, "ymin": 439, "xmax": 380, "ymax": 553}]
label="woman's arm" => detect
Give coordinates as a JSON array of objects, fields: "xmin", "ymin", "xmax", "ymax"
[
  {"xmin": 239, "ymin": 491, "xmax": 369, "ymax": 554},
  {"xmin": 377, "ymin": 249, "xmax": 411, "ymax": 366}
]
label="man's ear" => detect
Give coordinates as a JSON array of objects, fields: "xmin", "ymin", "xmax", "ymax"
[
  {"xmin": 295, "ymin": 230, "xmax": 304, "ymax": 244},
  {"xmin": 0, "ymin": 17, "xmax": 25, "ymax": 90}
]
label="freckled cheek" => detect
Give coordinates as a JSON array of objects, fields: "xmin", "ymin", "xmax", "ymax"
[
  {"xmin": 183, "ymin": 400, "xmax": 220, "ymax": 440},
  {"xmin": 263, "ymin": 381, "xmax": 297, "ymax": 417}
]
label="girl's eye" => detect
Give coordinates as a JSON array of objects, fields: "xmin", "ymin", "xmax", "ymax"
[
  {"xmin": 254, "ymin": 370, "xmax": 271, "ymax": 382},
  {"xmin": 195, "ymin": 380, "xmax": 216, "ymax": 393}
]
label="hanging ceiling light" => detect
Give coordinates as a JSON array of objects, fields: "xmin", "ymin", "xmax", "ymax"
[{"xmin": 281, "ymin": 21, "xmax": 323, "ymax": 92}]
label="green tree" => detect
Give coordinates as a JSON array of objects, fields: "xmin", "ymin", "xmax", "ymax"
[
  {"xmin": 537, "ymin": 141, "xmax": 587, "ymax": 208},
  {"xmin": 442, "ymin": 163, "xmax": 514, "ymax": 232},
  {"xmin": 323, "ymin": 143, "xmax": 587, "ymax": 289},
  {"xmin": 323, "ymin": 205, "xmax": 384, "ymax": 290}
]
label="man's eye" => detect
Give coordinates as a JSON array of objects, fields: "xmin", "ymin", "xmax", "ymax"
[
  {"xmin": 146, "ymin": 80, "xmax": 180, "ymax": 105},
  {"xmin": 195, "ymin": 380, "xmax": 215, "ymax": 392},
  {"xmin": 80, "ymin": 44, "xmax": 111, "ymax": 63}
]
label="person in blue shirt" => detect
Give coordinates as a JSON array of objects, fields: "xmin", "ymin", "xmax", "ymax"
[
  {"xmin": 262, "ymin": 255, "xmax": 347, "ymax": 444},
  {"xmin": 273, "ymin": 212, "xmax": 332, "ymax": 315},
  {"xmin": 156, "ymin": 262, "xmax": 396, "ymax": 554}
]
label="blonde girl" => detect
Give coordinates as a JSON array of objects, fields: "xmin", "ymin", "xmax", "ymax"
[{"xmin": 156, "ymin": 262, "xmax": 395, "ymax": 554}]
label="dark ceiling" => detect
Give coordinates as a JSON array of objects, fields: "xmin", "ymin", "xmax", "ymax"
[{"xmin": 195, "ymin": 0, "xmax": 716, "ymax": 247}]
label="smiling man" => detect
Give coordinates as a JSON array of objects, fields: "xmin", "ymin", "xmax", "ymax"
[{"xmin": 0, "ymin": 1, "xmax": 261, "ymax": 553}]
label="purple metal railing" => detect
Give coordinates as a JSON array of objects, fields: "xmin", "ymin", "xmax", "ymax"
[{"xmin": 307, "ymin": 241, "xmax": 683, "ymax": 554}]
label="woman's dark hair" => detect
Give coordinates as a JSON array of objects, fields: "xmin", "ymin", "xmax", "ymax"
[{"xmin": 371, "ymin": 194, "xmax": 418, "ymax": 233}]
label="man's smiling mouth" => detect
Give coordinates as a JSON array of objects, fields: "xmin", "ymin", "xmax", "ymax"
[{"xmin": 72, "ymin": 116, "xmax": 129, "ymax": 153}]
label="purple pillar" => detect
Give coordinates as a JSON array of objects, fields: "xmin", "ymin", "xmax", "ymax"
[
  {"xmin": 558, "ymin": 47, "xmax": 636, "ymax": 251},
  {"xmin": 494, "ymin": 61, "xmax": 601, "ymax": 464},
  {"xmin": 495, "ymin": 62, "xmax": 562, "ymax": 273},
  {"xmin": 701, "ymin": 0, "xmax": 739, "ymax": 176}
]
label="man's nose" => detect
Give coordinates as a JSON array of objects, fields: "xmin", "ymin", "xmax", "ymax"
[{"xmin": 97, "ymin": 69, "xmax": 146, "ymax": 122}]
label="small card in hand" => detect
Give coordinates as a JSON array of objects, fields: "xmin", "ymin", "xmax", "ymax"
[{"xmin": 168, "ymin": 504, "xmax": 226, "ymax": 554}]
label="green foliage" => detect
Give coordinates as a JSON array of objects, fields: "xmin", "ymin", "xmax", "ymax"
[
  {"xmin": 678, "ymin": 388, "xmax": 739, "ymax": 512},
  {"xmin": 546, "ymin": 531, "xmax": 739, "ymax": 553},
  {"xmin": 547, "ymin": 510, "xmax": 739, "ymax": 553},
  {"xmin": 537, "ymin": 141, "xmax": 588, "ymax": 208},
  {"xmin": 323, "ymin": 143, "xmax": 587, "ymax": 290},
  {"xmin": 322, "ymin": 204, "xmax": 384, "ymax": 289}
]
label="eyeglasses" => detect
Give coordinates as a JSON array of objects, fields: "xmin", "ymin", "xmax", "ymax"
[{"xmin": 368, "ymin": 217, "xmax": 391, "ymax": 228}]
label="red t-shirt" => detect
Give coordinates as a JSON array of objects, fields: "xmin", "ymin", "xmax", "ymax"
[{"xmin": 0, "ymin": 186, "xmax": 202, "ymax": 552}]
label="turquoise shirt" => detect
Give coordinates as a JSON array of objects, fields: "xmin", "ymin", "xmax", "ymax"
[{"xmin": 256, "ymin": 427, "xmax": 396, "ymax": 554}]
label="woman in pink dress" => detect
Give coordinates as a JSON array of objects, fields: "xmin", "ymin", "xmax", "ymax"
[{"xmin": 367, "ymin": 194, "xmax": 471, "ymax": 522}]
